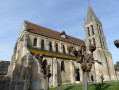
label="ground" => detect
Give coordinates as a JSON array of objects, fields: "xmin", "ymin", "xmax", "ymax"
[{"xmin": 50, "ymin": 80, "xmax": 119, "ymax": 90}]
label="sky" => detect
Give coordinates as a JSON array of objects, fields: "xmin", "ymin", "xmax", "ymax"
[{"xmin": 0, "ymin": 0, "xmax": 119, "ymax": 64}]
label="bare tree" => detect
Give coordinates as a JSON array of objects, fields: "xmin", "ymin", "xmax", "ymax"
[
  {"xmin": 35, "ymin": 54, "xmax": 51, "ymax": 90},
  {"xmin": 67, "ymin": 44, "xmax": 96, "ymax": 90},
  {"xmin": 114, "ymin": 40, "xmax": 119, "ymax": 48}
]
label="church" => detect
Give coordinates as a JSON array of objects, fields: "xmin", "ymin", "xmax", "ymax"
[{"xmin": 1, "ymin": 4, "xmax": 118, "ymax": 90}]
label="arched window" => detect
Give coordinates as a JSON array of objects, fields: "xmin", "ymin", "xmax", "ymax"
[
  {"xmin": 93, "ymin": 38, "xmax": 96, "ymax": 46},
  {"xmin": 56, "ymin": 43, "xmax": 58, "ymax": 52},
  {"xmin": 97, "ymin": 24, "xmax": 98, "ymax": 29},
  {"xmin": 89, "ymin": 39, "xmax": 91, "ymax": 44},
  {"xmin": 99, "ymin": 26, "xmax": 101, "ymax": 34},
  {"xmin": 63, "ymin": 45, "xmax": 65, "ymax": 54},
  {"xmin": 61, "ymin": 61, "xmax": 65, "ymax": 71},
  {"xmin": 103, "ymin": 39, "xmax": 105, "ymax": 48},
  {"xmin": 87, "ymin": 27, "xmax": 90, "ymax": 36},
  {"xmin": 100, "ymin": 37, "xmax": 102, "ymax": 47},
  {"xmin": 91, "ymin": 25, "xmax": 94, "ymax": 35},
  {"xmin": 49, "ymin": 41, "xmax": 52, "ymax": 51},
  {"xmin": 43, "ymin": 59, "xmax": 47, "ymax": 70},
  {"xmin": 33, "ymin": 38, "xmax": 37, "ymax": 46},
  {"xmin": 41, "ymin": 39, "xmax": 44, "ymax": 50}
]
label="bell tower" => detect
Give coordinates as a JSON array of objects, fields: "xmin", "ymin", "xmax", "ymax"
[
  {"xmin": 84, "ymin": 4, "xmax": 117, "ymax": 81},
  {"xmin": 84, "ymin": 4, "xmax": 107, "ymax": 51}
]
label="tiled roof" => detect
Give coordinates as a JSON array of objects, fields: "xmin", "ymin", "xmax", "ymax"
[{"xmin": 26, "ymin": 21, "xmax": 85, "ymax": 46}]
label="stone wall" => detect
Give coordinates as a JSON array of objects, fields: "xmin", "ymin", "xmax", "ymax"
[{"xmin": 0, "ymin": 61, "xmax": 10, "ymax": 81}]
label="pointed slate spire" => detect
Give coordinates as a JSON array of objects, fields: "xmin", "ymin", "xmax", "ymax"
[{"xmin": 87, "ymin": 4, "xmax": 97, "ymax": 23}]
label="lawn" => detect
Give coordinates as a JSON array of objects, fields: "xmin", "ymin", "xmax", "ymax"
[
  {"xmin": 65, "ymin": 81, "xmax": 119, "ymax": 90},
  {"xmin": 49, "ymin": 83, "xmax": 77, "ymax": 90}
]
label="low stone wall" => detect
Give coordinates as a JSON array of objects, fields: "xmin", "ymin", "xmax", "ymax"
[{"xmin": 0, "ymin": 61, "xmax": 10, "ymax": 81}]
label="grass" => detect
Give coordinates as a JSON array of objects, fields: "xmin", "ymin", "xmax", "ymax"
[
  {"xmin": 49, "ymin": 83, "xmax": 77, "ymax": 90},
  {"xmin": 64, "ymin": 80, "xmax": 119, "ymax": 90}
]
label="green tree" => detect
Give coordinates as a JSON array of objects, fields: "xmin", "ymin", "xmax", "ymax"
[{"xmin": 115, "ymin": 61, "xmax": 119, "ymax": 67}]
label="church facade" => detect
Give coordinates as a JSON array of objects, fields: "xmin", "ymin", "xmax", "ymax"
[{"xmin": 4, "ymin": 4, "xmax": 118, "ymax": 90}]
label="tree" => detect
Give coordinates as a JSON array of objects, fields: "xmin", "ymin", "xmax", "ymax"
[
  {"xmin": 115, "ymin": 61, "xmax": 119, "ymax": 67},
  {"xmin": 114, "ymin": 40, "xmax": 119, "ymax": 48},
  {"xmin": 35, "ymin": 54, "xmax": 51, "ymax": 90},
  {"xmin": 67, "ymin": 44, "xmax": 96, "ymax": 90}
]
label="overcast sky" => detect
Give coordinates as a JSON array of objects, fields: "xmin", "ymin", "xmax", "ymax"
[{"xmin": 0, "ymin": 0, "xmax": 119, "ymax": 64}]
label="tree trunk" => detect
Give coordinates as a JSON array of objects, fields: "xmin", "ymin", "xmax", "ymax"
[
  {"xmin": 82, "ymin": 71, "xmax": 88, "ymax": 90},
  {"xmin": 45, "ymin": 77, "xmax": 49, "ymax": 90}
]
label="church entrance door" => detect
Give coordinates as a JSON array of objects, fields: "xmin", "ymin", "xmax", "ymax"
[{"xmin": 75, "ymin": 69, "xmax": 80, "ymax": 81}]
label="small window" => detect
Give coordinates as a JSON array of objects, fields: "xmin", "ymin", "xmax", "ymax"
[
  {"xmin": 60, "ymin": 31, "xmax": 67, "ymax": 38},
  {"xmin": 99, "ymin": 26, "xmax": 101, "ymax": 34},
  {"xmin": 56, "ymin": 43, "xmax": 58, "ymax": 53},
  {"xmin": 100, "ymin": 37, "xmax": 102, "ymax": 47},
  {"xmin": 93, "ymin": 38, "xmax": 96, "ymax": 46},
  {"xmin": 87, "ymin": 27, "xmax": 90, "ymax": 36},
  {"xmin": 97, "ymin": 24, "xmax": 98, "ymax": 29},
  {"xmin": 33, "ymin": 38, "xmax": 37, "ymax": 46},
  {"xmin": 61, "ymin": 35, "xmax": 66, "ymax": 38},
  {"xmin": 49, "ymin": 41, "xmax": 52, "ymax": 51},
  {"xmin": 91, "ymin": 25, "xmax": 94, "ymax": 35},
  {"xmin": 41, "ymin": 39, "xmax": 44, "ymax": 50},
  {"xmin": 103, "ymin": 39, "xmax": 105, "ymax": 48},
  {"xmin": 89, "ymin": 39, "xmax": 91, "ymax": 44},
  {"xmin": 63, "ymin": 45, "xmax": 65, "ymax": 54},
  {"xmin": 43, "ymin": 59, "xmax": 47, "ymax": 69},
  {"xmin": 61, "ymin": 61, "xmax": 65, "ymax": 71}
]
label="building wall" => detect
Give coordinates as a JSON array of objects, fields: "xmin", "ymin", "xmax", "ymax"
[{"xmin": 25, "ymin": 31, "xmax": 82, "ymax": 87}]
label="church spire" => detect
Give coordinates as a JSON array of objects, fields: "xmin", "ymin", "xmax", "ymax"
[{"xmin": 87, "ymin": 4, "xmax": 97, "ymax": 23}]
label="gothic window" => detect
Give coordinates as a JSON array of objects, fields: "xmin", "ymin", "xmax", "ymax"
[
  {"xmin": 100, "ymin": 37, "xmax": 102, "ymax": 47},
  {"xmin": 91, "ymin": 25, "xmax": 94, "ymax": 35},
  {"xmin": 33, "ymin": 38, "xmax": 37, "ymax": 46},
  {"xmin": 89, "ymin": 39, "xmax": 91, "ymax": 44},
  {"xmin": 103, "ymin": 39, "xmax": 105, "ymax": 48},
  {"xmin": 93, "ymin": 38, "xmax": 96, "ymax": 46},
  {"xmin": 49, "ymin": 41, "xmax": 52, "ymax": 51},
  {"xmin": 56, "ymin": 43, "xmax": 58, "ymax": 53},
  {"xmin": 97, "ymin": 24, "xmax": 98, "ymax": 29},
  {"xmin": 43, "ymin": 59, "xmax": 47, "ymax": 69},
  {"xmin": 61, "ymin": 61, "xmax": 65, "ymax": 71},
  {"xmin": 99, "ymin": 26, "xmax": 101, "ymax": 34},
  {"xmin": 63, "ymin": 45, "xmax": 65, "ymax": 54},
  {"xmin": 87, "ymin": 27, "xmax": 90, "ymax": 36},
  {"xmin": 41, "ymin": 39, "xmax": 44, "ymax": 50}
]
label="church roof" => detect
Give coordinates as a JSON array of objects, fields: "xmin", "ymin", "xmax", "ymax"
[
  {"xmin": 87, "ymin": 4, "xmax": 98, "ymax": 23},
  {"xmin": 26, "ymin": 21, "xmax": 85, "ymax": 46}
]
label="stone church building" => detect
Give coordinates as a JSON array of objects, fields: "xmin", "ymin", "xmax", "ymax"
[{"xmin": 1, "ymin": 4, "xmax": 118, "ymax": 90}]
